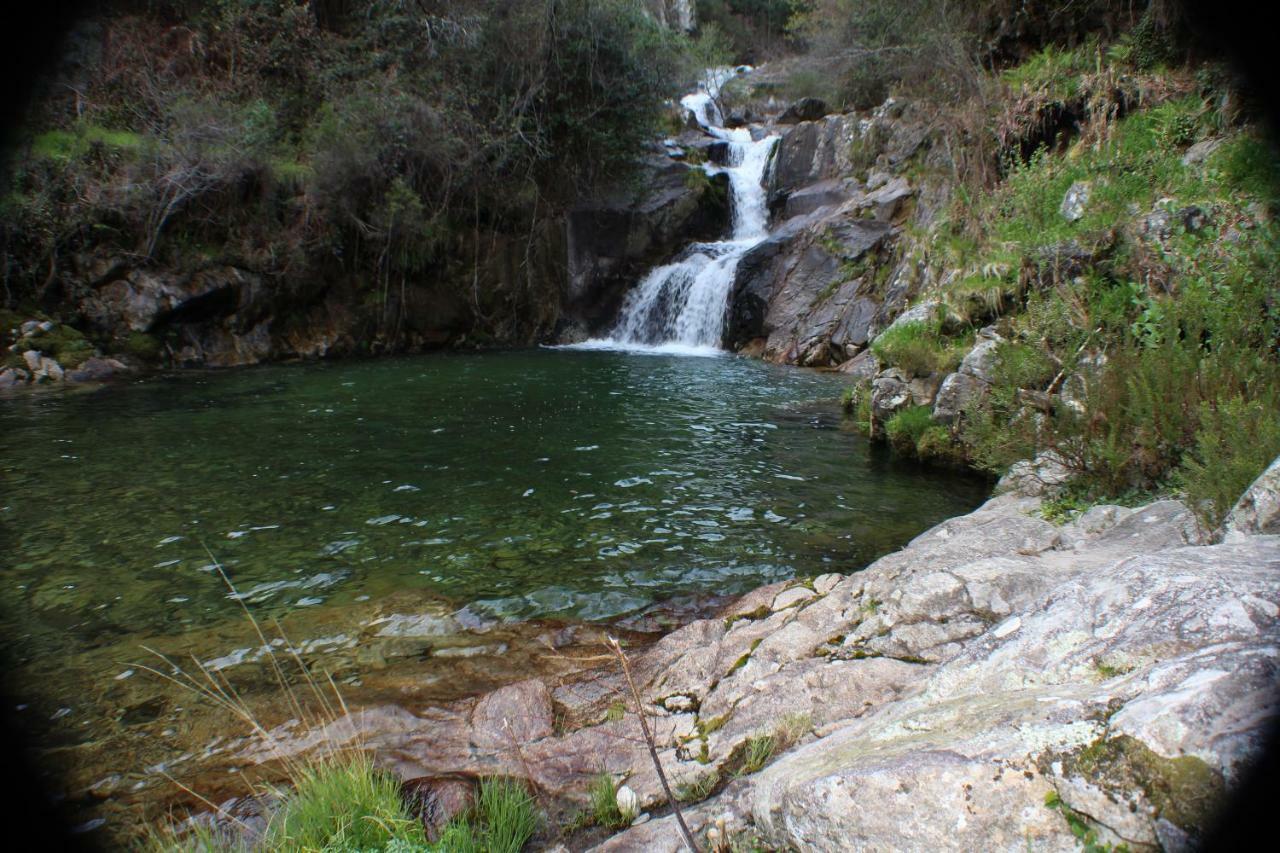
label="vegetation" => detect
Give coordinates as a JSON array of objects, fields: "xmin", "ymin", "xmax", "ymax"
[
  {"xmin": 806, "ymin": 2, "xmax": 1280, "ymax": 527},
  {"xmin": 151, "ymin": 761, "xmax": 539, "ymax": 852},
  {"xmin": 1, "ymin": 0, "xmax": 694, "ymax": 342},
  {"xmin": 586, "ymin": 772, "xmax": 629, "ymax": 830}
]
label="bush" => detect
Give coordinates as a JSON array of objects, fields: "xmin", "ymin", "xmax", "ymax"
[
  {"xmin": 885, "ymin": 405, "xmax": 934, "ymax": 456},
  {"xmin": 1179, "ymin": 396, "xmax": 1280, "ymax": 529}
]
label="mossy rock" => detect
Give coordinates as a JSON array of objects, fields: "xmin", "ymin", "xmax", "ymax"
[
  {"xmin": 24, "ymin": 325, "xmax": 96, "ymax": 368},
  {"xmin": 1053, "ymin": 734, "xmax": 1226, "ymax": 838}
]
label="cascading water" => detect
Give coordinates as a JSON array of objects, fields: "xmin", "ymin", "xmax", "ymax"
[{"xmin": 576, "ymin": 69, "xmax": 777, "ymax": 356}]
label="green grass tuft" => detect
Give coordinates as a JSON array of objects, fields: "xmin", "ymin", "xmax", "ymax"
[{"xmin": 260, "ymin": 757, "xmax": 426, "ymax": 851}]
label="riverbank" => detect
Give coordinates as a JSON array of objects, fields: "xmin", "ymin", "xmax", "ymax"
[{"xmin": 166, "ymin": 454, "xmax": 1280, "ymax": 851}]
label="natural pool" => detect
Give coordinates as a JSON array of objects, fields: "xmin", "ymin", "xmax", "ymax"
[{"xmin": 0, "ymin": 348, "xmax": 988, "ymax": 835}]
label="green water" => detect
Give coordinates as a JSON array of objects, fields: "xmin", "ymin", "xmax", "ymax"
[{"xmin": 1, "ymin": 348, "xmax": 986, "ymax": 668}]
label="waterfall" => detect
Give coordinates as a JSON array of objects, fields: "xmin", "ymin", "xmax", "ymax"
[{"xmin": 573, "ymin": 70, "xmax": 777, "ymax": 356}]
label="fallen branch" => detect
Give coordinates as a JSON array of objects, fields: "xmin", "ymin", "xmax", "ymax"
[{"xmin": 607, "ymin": 636, "xmax": 700, "ymax": 853}]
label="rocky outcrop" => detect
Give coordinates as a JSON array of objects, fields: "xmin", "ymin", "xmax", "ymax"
[
  {"xmin": 726, "ymin": 214, "xmax": 892, "ymax": 363},
  {"xmin": 1224, "ymin": 454, "xmax": 1280, "ymax": 539},
  {"xmin": 585, "ymin": 487, "xmax": 1275, "ymax": 851}
]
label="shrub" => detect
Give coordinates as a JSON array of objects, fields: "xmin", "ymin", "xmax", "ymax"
[
  {"xmin": 916, "ymin": 424, "xmax": 967, "ymax": 467},
  {"xmin": 871, "ymin": 320, "xmax": 970, "ymax": 378},
  {"xmin": 885, "ymin": 406, "xmax": 935, "ymax": 456},
  {"xmin": 1179, "ymin": 396, "xmax": 1280, "ymax": 529}
]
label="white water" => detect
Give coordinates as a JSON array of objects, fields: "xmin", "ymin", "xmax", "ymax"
[{"xmin": 571, "ymin": 69, "xmax": 777, "ymax": 356}]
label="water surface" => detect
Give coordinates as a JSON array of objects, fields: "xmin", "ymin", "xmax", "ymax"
[{"xmin": 2, "ymin": 349, "xmax": 986, "ymax": 653}]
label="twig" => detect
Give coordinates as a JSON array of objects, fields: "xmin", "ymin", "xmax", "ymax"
[{"xmin": 607, "ymin": 636, "xmax": 700, "ymax": 853}]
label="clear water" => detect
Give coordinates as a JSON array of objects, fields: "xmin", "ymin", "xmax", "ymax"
[{"xmin": 0, "ymin": 349, "xmax": 986, "ymax": 663}]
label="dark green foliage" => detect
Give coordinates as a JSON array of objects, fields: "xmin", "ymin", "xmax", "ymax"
[
  {"xmin": 696, "ymin": 0, "xmax": 800, "ymax": 62},
  {"xmin": 1, "ymin": 0, "xmax": 686, "ymax": 332}
]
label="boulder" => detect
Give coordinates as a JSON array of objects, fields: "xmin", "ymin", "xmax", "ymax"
[
  {"xmin": 836, "ymin": 349, "xmax": 880, "ymax": 380},
  {"xmin": 0, "ymin": 367, "xmax": 28, "ymax": 388},
  {"xmin": 1182, "ymin": 137, "xmax": 1226, "ymax": 166},
  {"xmin": 870, "ymin": 369, "xmax": 912, "ymax": 432},
  {"xmin": 778, "ymin": 97, "xmax": 829, "ymax": 125},
  {"xmin": 401, "ymin": 776, "xmax": 475, "ymax": 841},
  {"xmin": 932, "ymin": 371, "xmax": 985, "ymax": 424},
  {"xmin": 1059, "ymin": 181, "xmax": 1091, "ymax": 222},
  {"xmin": 1224, "ymin": 454, "xmax": 1280, "ymax": 539},
  {"xmin": 66, "ymin": 357, "xmax": 129, "ymax": 383},
  {"xmin": 996, "ymin": 451, "xmax": 1073, "ymax": 497},
  {"xmin": 780, "ymin": 179, "xmax": 855, "ymax": 219}
]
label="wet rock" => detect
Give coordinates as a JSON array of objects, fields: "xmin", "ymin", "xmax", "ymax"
[
  {"xmin": 402, "ymin": 775, "xmax": 475, "ymax": 841},
  {"xmin": 1224, "ymin": 453, "xmax": 1280, "ymax": 538},
  {"xmin": 1060, "ymin": 181, "xmax": 1091, "ymax": 222},
  {"xmin": 780, "ymin": 178, "xmax": 855, "ymax": 219},
  {"xmin": 66, "ymin": 357, "xmax": 129, "ymax": 383},
  {"xmin": 469, "ymin": 678, "xmax": 554, "ymax": 750},
  {"xmin": 22, "ymin": 350, "xmax": 42, "ymax": 372},
  {"xmin": 778, "ymin": 97, "xmax": 829, "ymax": 125},
  {"xmin": 0, "ymin": 367, "xmax": 28, "ymax": 388},
  {"xmin": 567, "ymin": 158, "xmax": 730, "ymax": 332}
]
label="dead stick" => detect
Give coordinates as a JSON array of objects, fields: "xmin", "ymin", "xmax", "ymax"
[{"xmin": 608, "ymin": 636, "xmax": 700, "ymax": 853}]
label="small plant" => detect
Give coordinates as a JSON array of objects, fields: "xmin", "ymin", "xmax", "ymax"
[
  {"xmin": 587, "ymin": 772, "xmax": 628, "ymax": 829},
  {"xmin": 738, "ymin": 735, "xmax": 775, "ymax": 775},
  {"xmin": 605, "ymin": 700, "xmax": 626, "ymax": 722},
  {"xmin": 676, "ymin": 769, "xmax": 721, "ymax": 804},
  {"xmin": 776, "ymin": 712, "xmax": 812, "ymax": 747},
  {"xmin": 1045, "ymin": 790, "xmax": 1130, "ymax": 852},
  {"xmin": 259, "ymin": 757, "xmax": 428, "ymax": 851},
  {"xmin": 436, "ymin": 777, "xmax": 539, "ymax": 853}
]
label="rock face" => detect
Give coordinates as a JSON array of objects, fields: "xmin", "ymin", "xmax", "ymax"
[
  {"xmin": 586, "ymin": 489, "xmax": 1275, "ymax": 852},
  {"xmin": 566, "ymin": 156, "xmax": 731, "ymax": 334},
  {"xmin": 724, "ymin": 213, "xmax": 892, "ymax": 362}
]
